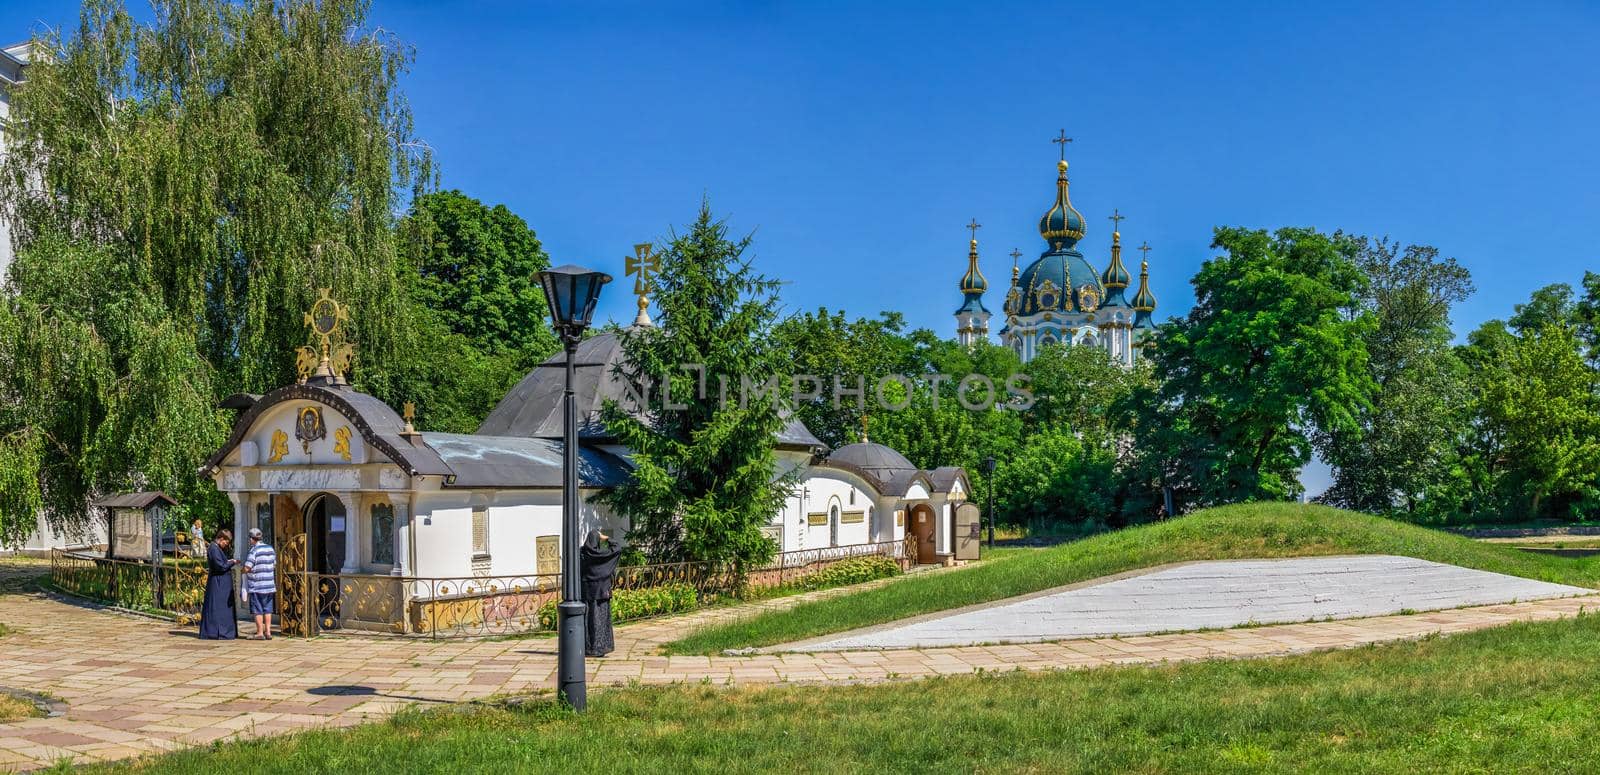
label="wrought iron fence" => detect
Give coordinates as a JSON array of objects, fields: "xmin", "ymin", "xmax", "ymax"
[
  {"xmin": 53, "ymin": 537, "xmax": 918, "ymax": 640},
  {"xmin": 50, "ymin": 550, "xmax": 216, "ymax": 624}
]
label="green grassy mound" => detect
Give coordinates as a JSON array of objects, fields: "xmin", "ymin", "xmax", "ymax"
[
  {"xmin": 665, "ymin": 502, "xmax": 1600, "ymax": 655},
  {"xmin": 90, "ymin": 613, "xmax": 1600, "ymax": 774}
]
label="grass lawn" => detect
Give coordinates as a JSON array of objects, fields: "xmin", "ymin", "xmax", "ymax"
[
  {"xmin": 85, "ymin": 613, "xmax": 1600, "ymax": 774},
  {"xmin": 666, "ymin": 503, "xmax": 1600, "ymax": 654}
]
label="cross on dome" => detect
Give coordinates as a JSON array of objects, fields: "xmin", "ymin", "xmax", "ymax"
[{"xmin": 1052, "ymin": 129, "xmax": 1073, "ymax": 162}]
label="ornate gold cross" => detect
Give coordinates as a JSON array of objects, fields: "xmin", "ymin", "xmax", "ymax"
[
  {"xmin": 966, "ymin": 218, "xmax": 982, "ymax": 242},
  {"xmin": 625, "ymin": 243, "xmax": 659, "ymax": 319},
  {"xmin": 295, "ymin": 288, "xmax": 354, "ymax": 383},
  {"xmin": 1138, "ymin": 241, "xmax": 1153, "ymax": 261},
  {"xmin": 1109, "ymin": 208, "xmax": 1126, "ymax": 231},
  {"xmin": 1052, "ymin": 129, "xmax": 1073, "ymax": 161}
]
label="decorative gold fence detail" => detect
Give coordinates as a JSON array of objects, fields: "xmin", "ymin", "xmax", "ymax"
[
  {"xmin": 52, "ymin": 538, "xmax": 915, "ymax": 639},
  {"xmin": 50, "ymin": 550, "xmax": 216, "ymax": 625}
]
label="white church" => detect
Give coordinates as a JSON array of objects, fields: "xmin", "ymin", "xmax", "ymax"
[
  {"xmin": 954, "ymin": 145, "xmax": 1160, "ymax": 365},
  {"xmin": 200, "ymin": 291, "xmax": 977, "ymax": 631}
]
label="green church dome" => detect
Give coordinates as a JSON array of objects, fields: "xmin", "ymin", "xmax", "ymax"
[{"xmin": 1038, "ymin": 160, "xmax": 1086, "ymax": 250}]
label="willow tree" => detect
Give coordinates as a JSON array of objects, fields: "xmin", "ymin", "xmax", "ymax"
[{"xmin": 0, "ymin": 0, "xmax": 432, "ymax": 543}]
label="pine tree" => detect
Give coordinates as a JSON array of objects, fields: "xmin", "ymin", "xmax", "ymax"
[{"xmin": 600, "ymin": 203, "xmax": 790, "ymax": 569}]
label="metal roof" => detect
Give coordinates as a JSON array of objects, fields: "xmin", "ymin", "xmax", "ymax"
[
  {"xmin": 422, "ymin": 432, "xmax": 631, "ymax": 489},
  {"xmin": 92, "ymin": 491, "xmax": 178, "ymax": 510},
  {"xmin": 477, "ymin": 331, "xmax": 825, "ymax": 451}
]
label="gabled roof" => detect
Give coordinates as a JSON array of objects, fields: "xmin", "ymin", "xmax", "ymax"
[
  {"xmin": 199, "ymin": 381, "xmax": 451, "ymax": 478},
  {"xmin": 477, "ymin": 331, "xmax": 826, "ymax": 452},
  {"xmin": 92, "ymin": 491, "xmax": 178, "ymax": 510},
  {"xmin": 927, "ymin": 466, "xmax": 969, "ymax": 494}
]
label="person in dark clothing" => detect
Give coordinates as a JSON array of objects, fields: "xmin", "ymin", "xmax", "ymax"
[
  {"xmin": 199, "ymin": 529, "xmax": 239, "ymax": 640},
  {"xmin": 580, "ymin": 530, "xmax": 624, "ymax": 657}
]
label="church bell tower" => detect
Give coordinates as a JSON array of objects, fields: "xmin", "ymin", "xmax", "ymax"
[{"xmin": 954, "ymin": 219, "xmax": 991, "ymax": 347}]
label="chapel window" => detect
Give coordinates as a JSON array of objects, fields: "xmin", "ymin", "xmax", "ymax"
[
  {"xmin": 254, "ymin": 502, "xmax": 273, "ymax": 546},
  {"xmin": 471, "ymin": 506, "xmax": 490, "ymax": 558},
  {"xmin": 370, "ymin": 503, "xmax": 395, "ymax": 566}
]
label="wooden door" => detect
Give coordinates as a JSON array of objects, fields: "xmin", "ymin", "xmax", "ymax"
[
  {"xmin": 911, "ymin": 505, "xmax": 936, "ymax": 564},
  {"xmin": 273, "ymin": 495, "xmax": 310, "ymax": 637},
  {"xmin": 954, "ymin": 502, "xmax": 981, "ymax": 560}
]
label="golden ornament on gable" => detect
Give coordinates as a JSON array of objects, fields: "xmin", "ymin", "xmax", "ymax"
[
  {"xmin": 332, "ymin": 426, "xmax": 353, "ymax": 462},
  {"xmin": 267, "ymin": 429, "xmax": 289, "ymax": 464}
]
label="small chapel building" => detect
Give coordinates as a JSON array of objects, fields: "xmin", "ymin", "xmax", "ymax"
[
  {"xmin": 954, "ymin": 143, "xmax": 1160, "ymax": 365},
  {"xmin": 202, "ymin": 292, "xmax": 976, "ymax": 632}
]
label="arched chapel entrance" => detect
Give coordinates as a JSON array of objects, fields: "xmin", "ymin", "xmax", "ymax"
[{"xmin": 302, "ymin": 494, "xmax": 346, "ymax": 630}]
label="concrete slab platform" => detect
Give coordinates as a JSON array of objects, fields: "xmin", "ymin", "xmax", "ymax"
[{"xmin": 790, "ymin": 555, "xmax": 1592, "ymax": 651}]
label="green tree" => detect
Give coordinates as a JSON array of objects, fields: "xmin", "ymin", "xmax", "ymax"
[
  {"xmin": 1130, "ymin": 227, "xmax": 1375, "ymax": 510},
  {"xmin": 401, "ymin": 190, "xmax": 556, "ymax": 363},
  {"xmin": 1022, "ymin": 342, "xmax": 1144, "ymax": 444},
  {"xmin": 1508, "ymin": 283, "xmax": 1576, "ymax": 335},
  {"xmin": 1571, "ymin": 272, "xmax": 1600, "ymax": 366},
  {"xmin": 990, "ymin": 428, "xmax": 1116, "ymax": 528},
  {"xmin": 1473, "ymin": 323, "xmax": 1600, "ymax": 518},
  {"xmin": 1317, "ymin": 239, "xmax": 1474, "ymax": 517},
  {"xmin": 395, "ymin": 191, "xmax": 558, "ymax": 432},
  {"xmin": 0, "ymin": 0, "xmax": 431, "ymax": 542},
  {"xmin": 600, "ymin": 204, "xmax": 790, "ymax": 569},
  {"xmin": 773, "ymin": 308, "xmax": 916, "ymax": 449}
]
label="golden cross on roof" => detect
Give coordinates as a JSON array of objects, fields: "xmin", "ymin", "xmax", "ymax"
[
  {"xmin": 625, "ymin": 243, "xmax": 660, "ymax": 323},
  {"xmin": 966, "ymin": 218, "xmax": 982, "ymax": 242},
  {"xmin": 1052, "ymin": 129, "xmax": 1073, "ymax": 161},
  {"xmin": 1138, "ymin": 241, "xmax": 1153, "ymax": 260},
  {"xmin": 1109, "ymin": 209, "xmax": 1126, "ymax": 231},
  {"xmin": 1009, "ymin": 248, "xmax": 1023, "ymax": 263}
]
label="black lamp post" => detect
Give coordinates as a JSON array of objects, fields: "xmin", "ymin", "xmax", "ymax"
[
  {"xmin": 982, "ymin": 456, "xmax": 997, "ymax": 548},
  {"xmin": 535, "ymin": 263, "xmax": 612, "ymax": 712}
]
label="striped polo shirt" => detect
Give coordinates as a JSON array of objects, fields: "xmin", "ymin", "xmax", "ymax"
[{"xmin": 244, "ymin": 543, "xmax": 276, "ymax": 594}]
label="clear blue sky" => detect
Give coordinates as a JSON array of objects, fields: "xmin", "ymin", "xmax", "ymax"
[
  {"xmin": 5, "ymin": 1, "xmax": 1598, "ymax": 493},
  {"xmin": 6, "ymin": 0, "xmax": 1597, "ymax": 338}
]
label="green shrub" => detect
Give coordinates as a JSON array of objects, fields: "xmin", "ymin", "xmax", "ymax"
[
  {"xmin": 791, "ymin": 555, "xmax": 901, "ymax": 592},
  {"xmin": 538, "ymin": 583, "xmax": 701, "ymax": 629}
]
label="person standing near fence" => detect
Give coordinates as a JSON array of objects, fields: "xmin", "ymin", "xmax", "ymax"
[
  {"xmin": 580, "ymin": 530, "xmax": 624, "ymax": 657},
  {"xmin": 199, "ymin": 529, "xmax": 238, "ymax": 640},
  {"xmin": 242, "ymin": 528, "xmax": 276, "ymax": 640}
]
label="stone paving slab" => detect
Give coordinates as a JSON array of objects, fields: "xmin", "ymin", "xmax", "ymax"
[
  {"xmin": 0, "ymin": 557, "xmax": 1596, "ymax": 772},
  {"xmin": 793, "ymin": 556, "xmax": 1592, "ymax": 650}
]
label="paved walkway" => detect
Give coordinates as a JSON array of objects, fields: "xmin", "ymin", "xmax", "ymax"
[
  {"xmin": 0, "ymin": 558, "xmax": 1596, "ymax": 771},
  {"xmin": 793, "ymin": 556, "xmax": 1592, "ymax": 650}
]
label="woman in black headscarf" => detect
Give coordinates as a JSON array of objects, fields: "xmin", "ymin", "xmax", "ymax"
[{"xmin": 580, "ymin": 530, "xmax": 624, "ymax": 657}]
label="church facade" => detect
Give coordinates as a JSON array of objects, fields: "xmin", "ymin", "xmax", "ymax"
[
  {"xmin": 203, "ymin": 292, "xmax": 977, "ymax": 633},
  {"xmin": 955, "ymin": 150, "xmax": 1159, "ymax": 365}
]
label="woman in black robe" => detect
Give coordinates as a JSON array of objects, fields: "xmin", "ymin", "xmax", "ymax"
[
  {"xmin": 580, "ymin": 530, "xmax": 624, "ymax": 657},
  {"xmin": 199, "ymin": 529, "xmax": 239, "ymax": 640}
]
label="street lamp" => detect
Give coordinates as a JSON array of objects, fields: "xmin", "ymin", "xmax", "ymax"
[
  {"xmin": 535, "ymin": 263, "xmax": 612, "ymax": 712},
  {"xmin": 982, "ymin": 456, "xmax": 997, "ymax": 548}
]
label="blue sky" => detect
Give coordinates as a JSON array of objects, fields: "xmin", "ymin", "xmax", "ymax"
[
  {"xmin": 7, "ymin": 1, "xmax": 1597, "ymax": 338},
  {"xmin": 5, "ymin": 1, "xmax": 1599, "ymax": 492}
]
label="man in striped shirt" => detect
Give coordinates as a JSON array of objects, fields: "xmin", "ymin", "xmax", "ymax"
[{"xmin": 243, "ymin": 528, "xmax": 276, "ymax": 640}]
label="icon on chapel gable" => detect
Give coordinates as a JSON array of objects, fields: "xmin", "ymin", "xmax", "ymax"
[
  {"xmin": 296, "ymin": 406, "xmax": 326, "ymax": 453},
  {"xmin": 267, "ymin": 429, "xmax": 289, "ymax": 464}
]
